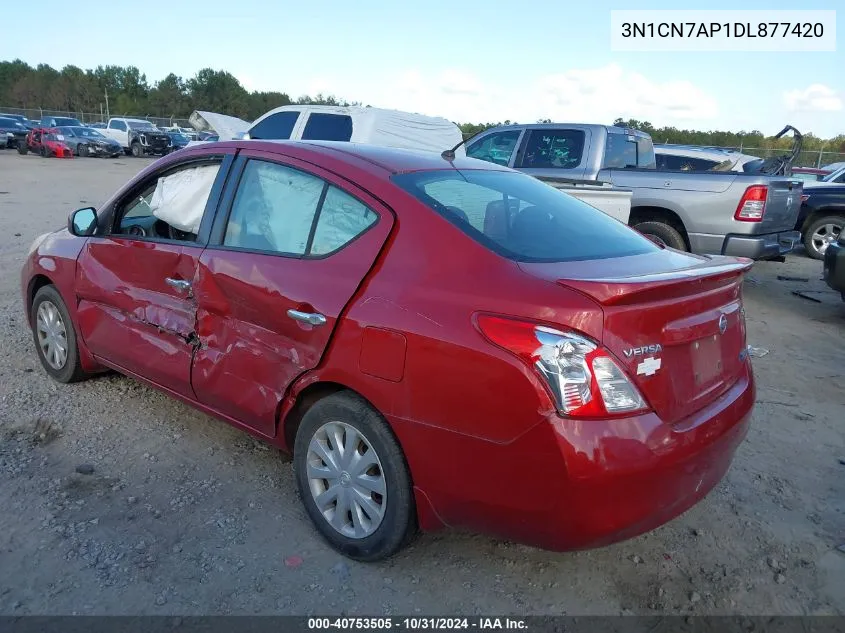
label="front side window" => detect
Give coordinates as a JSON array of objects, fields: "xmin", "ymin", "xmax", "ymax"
[
  {"xmin": 113, "ymin": 161, "xmax": 221, "ymax": 242},
  {"xmin": 224, "ymin": 161, "xmax": 323, "ymax": 255},
  {"xmin": 393, "ymin": 169, "xmax": 659, "ymax": 263},
  {"xmin": 248, "ymin": 111, "xmax": 300, "ymax": 140},
  {"xmin": 519, "ymin": 129, "xmax": 585, "ymax": 169},
  {"xmin": 301, "ymin": 113, "xmax": 353, "ymax": 141},
  {"xmin": 466, "ymin": 130, "xmax": 520, "ymax": 166}
]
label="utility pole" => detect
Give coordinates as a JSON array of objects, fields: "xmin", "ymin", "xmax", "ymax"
[{"xmin": 104, "ymin": 88, "xmax": 110, "ymax": 120}]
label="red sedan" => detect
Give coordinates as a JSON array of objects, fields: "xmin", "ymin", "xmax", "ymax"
[{"xmin": 21, "ymin": 140, "xmax": 755, "ymax": 561}]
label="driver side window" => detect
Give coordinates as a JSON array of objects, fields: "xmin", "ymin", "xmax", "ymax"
[{"xmin": 112, "ymin": 161, "xmax": 221, "ymax": 242}]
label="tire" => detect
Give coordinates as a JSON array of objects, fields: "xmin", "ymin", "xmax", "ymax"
[
  {"xmin": 39, "ymin": 145, "xmax": 48, "ymax": 158},
  {"xmin": 17, "ymin": 143, "xmax": 28, "ymax": 155},
  {"xmin": 130, "ymin": 142, "xmax": 144, "ymax": 157},
  {"xmin": 802, "ymin": 215, "xmax": 844, "ymax": 260},
  {"xmin": 293, "ymin": 391, "xmax": 417, "ymax": 561},
  {"xmin": 633, "ymin": 220, "xmax": 687, "ymax": 251},
  {"xmin": 78, "ymin": 144, "xmax": 89, "ymax": 158},
  {"xmin": 30, "ymin": 285, "xmax": 87, "ymax": 384}
]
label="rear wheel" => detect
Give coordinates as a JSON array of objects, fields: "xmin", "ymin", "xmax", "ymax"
[
  {"xmin": 803, "ymin": 215, "xmax": 844, "ymax": 260},
  {"xmin": 293, "ymin": 391, "xmax": 417, "ymax": 561},
  {"xmin": 30, "ymin": 285, "xmax": 87, "ymax": 383},
  {"xmin": 632, "ymin": 220, "xmax": 687, "ymax": 251}
]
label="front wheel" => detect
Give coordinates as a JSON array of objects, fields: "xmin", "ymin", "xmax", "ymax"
[
  {"xmin": 632, "ymin": 220, "xmax": 687, "ymax": 251},
  {"xmin": 39, "ymin": 145, "xmax": 48, "ymax": 158},
  {"xmin": 78, "ymin": 144, "xmax": 89, "ymax": 158},
  {"xmin": 130, "ymin": 142, "xmax": 144, "ymax": 157},
  {"xmin": 803, "ymin": 215, "xmax": 844, "ymax": 260},
  {"xmin": 30, "ymin": 285, "xmax": 88, "ymax": 383},
  {"xmin": 293, "ymin": 391, "xmax": 417, "ymax": 561},
  {"xmin": 17, "ymin": 143, "xmax": 28, "ymax": 155}
]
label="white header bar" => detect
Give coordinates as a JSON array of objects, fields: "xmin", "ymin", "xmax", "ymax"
[{"xmin": 611, "ymin": 10, "xmax": 836, "ymax": 52}]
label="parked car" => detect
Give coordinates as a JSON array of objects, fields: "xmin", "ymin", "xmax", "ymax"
[
  {"xmin": 0, "ymin": 116, "xmax": 28, "ymax": 149},
  {"xmin": 807, "ymin": 164, "xmax": 845, "ymax": 187},
  {"xmin": 821, "ymin": 161, "xmax": 845, "ymax": 173},
  {"xmin": 100, "ymin": 117, "xmax": 170, "ymax": 156},
  {"xmin": 0, "ymin": 113, "xmax": 34, "ymax": 130},
  {"xmin": 18, "ymin": 128, "xmax": 73, "ymax": 158},
  {"xmin": 54, "ymin": 126, "xmax": 122, "ymax": 157},
  {"xmin": 242, "ymin": 105, "xmax": 464, "ymax": 154},
  {"xmin": 465, "ymin": 123, "xmax": 802, "ymax": 260},
  {"xmin": 654, "ymin": 145, "xmax": 760, "ymax": 172},
  {"xmin": 822, "ymin": 231, "xmax": 845, "ymax": 301},
  {"xmin": 40, "ymin": 115, "xmax": 83, "ymax": 128},
  {"xmin": 794, "ymin": 185, "xmax": 845, "ymax": 259},
  {"xmin": 21, "ymin": 140, "xmax": 755, "ymax": 561},
  {"xmin": 162, "ymin": 130, "xmax": 190, "ymax": 152},
  {"xmin": 790, "ymin": 167, "xmax": 830, "ymax": 183}
]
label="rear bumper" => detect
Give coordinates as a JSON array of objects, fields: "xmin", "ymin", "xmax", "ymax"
[
  {"xmin": 690, "ymin": 230, "xmax": 800, "ymax": 259},
  {"xmin": 823, "ymin": 241, "xmax": 845, "ymax": 294},
  {"xmin": 396, "ymin": 364, "xmax": 755, "ymax": 551}
]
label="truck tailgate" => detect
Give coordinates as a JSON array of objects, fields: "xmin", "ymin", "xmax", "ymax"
[{"xmin": 759, "ymin": 178, "xmax": 803, "ymax": 232}]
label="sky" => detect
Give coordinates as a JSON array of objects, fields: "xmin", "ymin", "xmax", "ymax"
[{"xmin": 5, "ymin": 0, "xmax": 843, "ymax": 137}]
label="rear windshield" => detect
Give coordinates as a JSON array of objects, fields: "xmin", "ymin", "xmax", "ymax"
[
  {"xmin": 393, "ymin": 170, "xmax": 659, "ymax": 262},
  {"xmin": 51, "ymin": 117, "xmax": 81, "ymax": 126}
]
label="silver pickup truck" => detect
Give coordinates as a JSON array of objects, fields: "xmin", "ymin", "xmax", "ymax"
[{"xmin": 464, "ymin": 123, "xmax": 802, "ymax": 259}]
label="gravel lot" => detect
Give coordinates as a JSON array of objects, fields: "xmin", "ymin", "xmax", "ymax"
[{"xmin": 0, "ymin": 151, "xmax": 843, "ymax": 616}]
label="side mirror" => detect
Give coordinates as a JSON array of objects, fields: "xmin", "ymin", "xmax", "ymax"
[{"xmin": 68, "ymin": 207, "xmax": 97, "ymax": 236}]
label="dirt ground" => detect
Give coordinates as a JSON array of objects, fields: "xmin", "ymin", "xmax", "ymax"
[{"xmin": 0, "ymin": 151, "xmax": 843, "ymax": 616}]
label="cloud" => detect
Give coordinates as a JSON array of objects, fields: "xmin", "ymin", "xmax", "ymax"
[
  {"xmin": 351, "ymin": 64, "xmax": 719, "ymax": 127},
  {"xmin": 783, "ymin": 84, "xmax": 842, "ymax": 113}
]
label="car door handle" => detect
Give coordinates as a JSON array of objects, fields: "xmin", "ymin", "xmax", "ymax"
[
  {"xmin": 165, "ymin": 277, "xmax": 192, "ymax": 293},
  {"xmin": 286, "ymin": 309, "xmax": 327, "ymax": 326}
]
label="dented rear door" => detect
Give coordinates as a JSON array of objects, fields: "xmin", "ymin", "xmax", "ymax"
[{"xmin": 190, "ymin": 150, "xmax": 394, "ymax": 438}]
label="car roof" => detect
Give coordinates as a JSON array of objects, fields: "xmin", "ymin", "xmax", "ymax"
[{"xmin": 196, "ymin": 139, "xmax": 512, "ymax": 176}]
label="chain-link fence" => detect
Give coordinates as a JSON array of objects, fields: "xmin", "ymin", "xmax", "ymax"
[{"xmin": 0, "ymin": 106, "xmax": 193, "ymax": 130}]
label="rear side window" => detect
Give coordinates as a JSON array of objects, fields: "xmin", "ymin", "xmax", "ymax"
[
  {"xmin": 604, "ymin": 133, "xmax": 656, "ymax": 169},
  {"xmin": 311, "ymin": 186, "xmax": 377, "ymax": 255},
  {"xmin": 518, "ymin": 129, "xmax": 585, "ymax": 169},
  {"xmin": 224, "ymin": 160, "xmax": 323, "ymax": 255},
  {"xmin": 248, "ymin": 111, "xmax": 300, "ymax": 140},
  {"xmin": 301, "ymin": 113, "xmax": 353, "ymax": 141},
  {"xmin": 393, "ymin": 170, "xmax": 658, "ymax": 263}
]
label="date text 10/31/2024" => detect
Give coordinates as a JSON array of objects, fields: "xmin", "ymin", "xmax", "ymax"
[{"xmin": 308, "ymin": 618, "xmax": 528, "ymax": 630}]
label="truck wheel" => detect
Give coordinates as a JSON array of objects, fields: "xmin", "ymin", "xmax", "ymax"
[
  {"xmin": 803, "ymin": 215, "xmax": 844, "ymax": 260},
  {"xmin": 130, "ymin": 142, "xmax": 144, "ymax": 157},
  {"xmin": 17, "ymin": 143, "xmax": 28, "ymax": 155},
  {"xmin": 633, "ymin": 221, "xmax": 687, "ymax": 251},
  {"xmin": 78, "ymin": 144, "xmax": 89, "ymax": 158}
]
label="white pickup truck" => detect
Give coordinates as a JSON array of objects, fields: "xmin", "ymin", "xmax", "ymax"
[{"xmin": 101, "ymin": 117, "xmax": 171, "ymax": 157}]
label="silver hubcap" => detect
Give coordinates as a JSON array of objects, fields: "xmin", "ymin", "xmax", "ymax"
[
  {"xmin": 306, "ymin": 421, "xmax": 387, "ymax": 539},
  {"xmin": 811, "ymin": 223, "xmax": 841, "ymax": 255},
  {"xmin": 36, "ymin": 300, "xmax": 68, "ymax": 370}
]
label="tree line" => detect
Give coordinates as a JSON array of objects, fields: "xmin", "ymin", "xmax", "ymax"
[{"xmin": 2, "ymin": 59, "xmax": 843, "ymax": 154}]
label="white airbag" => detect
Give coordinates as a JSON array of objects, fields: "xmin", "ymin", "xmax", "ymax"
[{"xmin": 149, "ymin": 164, "xmax": 219, "ymax": 234}]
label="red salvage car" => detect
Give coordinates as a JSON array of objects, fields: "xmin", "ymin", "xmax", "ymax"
[
  {"xmin": 18, "ymin": 127, "xmax": 73, "ymax": 158},
  {"xmin": 21, "ymin": 140, "xmax": 756, "ymax": 561}
]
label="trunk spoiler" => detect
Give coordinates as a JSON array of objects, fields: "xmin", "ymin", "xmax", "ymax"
[{"xmin": 555, "ymin": 259, "xmax": 754, "ymax": 306}]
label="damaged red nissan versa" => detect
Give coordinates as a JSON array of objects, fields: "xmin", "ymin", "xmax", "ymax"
[{"xmin": 21, "ymin": 140, "xmax": 755, "ymax": 561}]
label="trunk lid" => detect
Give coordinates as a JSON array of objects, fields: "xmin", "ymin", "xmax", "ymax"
[{"xmin": 520, "ymin": 252, "xmax": 752, "ymax": 424}]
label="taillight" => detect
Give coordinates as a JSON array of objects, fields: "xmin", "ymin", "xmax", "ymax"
[
  {"xmin": 734, "ymin": 185, "xmax": 768, "ymax": 222},
  {"xmin": 476, "ymin": 315, "xmax": 648, "ymax": 418}
]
